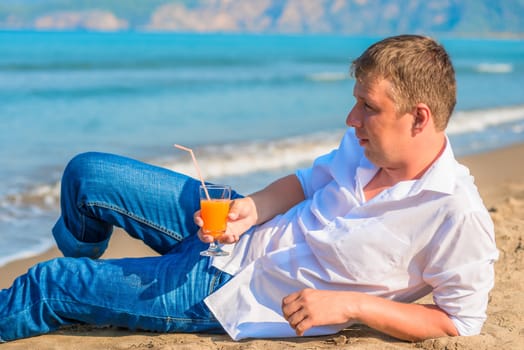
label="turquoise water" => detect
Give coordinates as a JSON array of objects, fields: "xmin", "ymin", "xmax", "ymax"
[{"xmin": 1, "ymin": 31, "xmax": 523, "ymax": 266}]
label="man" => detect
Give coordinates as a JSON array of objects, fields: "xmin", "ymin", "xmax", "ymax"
[{"xmin": 0, "ymin": 35, "xmax": 498, "ymax": 343}]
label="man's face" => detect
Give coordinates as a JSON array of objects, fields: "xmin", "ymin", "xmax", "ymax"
[{"xmin": 346, "ymin": 78, "xmax": 413, "ymax": 168}]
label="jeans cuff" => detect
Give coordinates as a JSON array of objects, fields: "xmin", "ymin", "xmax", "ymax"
[{"xmin": 52, "ymin": 216, "xmax": 110, "ymax": 258}]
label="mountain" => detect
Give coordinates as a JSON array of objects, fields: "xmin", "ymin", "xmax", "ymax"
[{"xmin": 0, "ymin": 0, "xmax": 523, "ymax": 37}]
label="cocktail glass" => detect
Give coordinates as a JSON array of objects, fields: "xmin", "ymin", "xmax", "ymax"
[{"xmin": 199, "ymin": 184, "xmax": 231, "ymax": 256}]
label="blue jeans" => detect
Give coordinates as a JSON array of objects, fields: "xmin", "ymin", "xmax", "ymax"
[{"xmin": 0, "ymin": 152, "xmax": 238, "ymax": 342}]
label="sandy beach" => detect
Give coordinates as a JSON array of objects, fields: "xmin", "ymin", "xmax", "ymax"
[{"xmin": 1, "ymin": 143, "xmax": 523, "ymax": 349}]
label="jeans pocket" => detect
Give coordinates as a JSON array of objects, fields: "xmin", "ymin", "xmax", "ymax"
[{"xmin": 210, "ymin": 267, "xmax": 234, "ymax": 294}]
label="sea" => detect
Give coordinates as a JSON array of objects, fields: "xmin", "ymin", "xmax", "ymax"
[{"xmin": 0, "ymin": 31, "xmax": 523, "ymax": 268}]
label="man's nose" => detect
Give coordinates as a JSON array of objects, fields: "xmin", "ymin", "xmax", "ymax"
[{"xmin": 346, "ymin": 107, "xmax": 361, "ymax": 128}]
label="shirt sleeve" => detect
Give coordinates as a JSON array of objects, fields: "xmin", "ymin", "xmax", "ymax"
[
  {"xmin": 295, "ymin": 129, "xmax": 362, "ymax": 199},
  {"xmin": 295, "ymin": 149, "xmax": 337, "ymax": 199},
  {"xmin": 422, "ymin": 210, "xmax": 499, "ymax": 336}
]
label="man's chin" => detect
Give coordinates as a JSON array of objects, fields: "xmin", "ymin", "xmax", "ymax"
[{"xmin": 363, "ymin": 148, "xmax": 380, "ymax": 165}]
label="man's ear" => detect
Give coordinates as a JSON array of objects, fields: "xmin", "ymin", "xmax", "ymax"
[{"xmin": 412, "ymin": 103, "xmax": 431, "ymax": 135}]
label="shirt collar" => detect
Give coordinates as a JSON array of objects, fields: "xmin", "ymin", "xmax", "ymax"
[
  {"xmin": 356, "ymin": 136, "xmax": 460, "ymax": 199},
  {"xmin": 410, "ymin": 136, "xmax": 460, "ymax": 196}
]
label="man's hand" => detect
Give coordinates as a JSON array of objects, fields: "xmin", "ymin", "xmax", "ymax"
[
  {"xmin": 194, "ymin": 197, "xmax": 258, "ymax": 244},
  {"xmin": 282, "ymin": 288, "xmax": 459, "ymax": 341},
  {"xmin": 194, "ymin": 174, "xmax": 305, "ymax": 245},
  {"xmin": 282, "ymin": 289, "xmax": 353, "ymax": 336}
]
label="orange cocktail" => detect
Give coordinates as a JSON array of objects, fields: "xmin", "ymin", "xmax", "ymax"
[
  {"xmin": 200, "ymin": 199, "xmax": 231, "ymax": 238},
  {"xmin": 199, "ymin": 184, "xmax": 231, "ymax": 256}
]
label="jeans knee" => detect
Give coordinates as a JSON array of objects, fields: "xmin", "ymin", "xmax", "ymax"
[
  {"xmin": 24, "ymin": 258, "xmax": 62, "ymax": 295},
  {"xmin": 28, "ymin": 257, "xmax": 90, "ymax": 293},
  {"xmin": 61, "ymin": 152, "xmax": 112, "ymax": 199},
  {"xmin": 63, "ymin": 152, "xmax": 104, "ymax": 184}
]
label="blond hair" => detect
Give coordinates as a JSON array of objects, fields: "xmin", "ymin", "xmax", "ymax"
[{"xmin": 351, "ymin": 35, "xmax": 456, "ymax": 131}]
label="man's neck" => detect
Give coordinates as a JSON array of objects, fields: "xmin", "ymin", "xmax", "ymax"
[
  {"xmin": 364, "ymin": 134, "xmax": 446, "ymax": 201},
  {"xmin": 388, "ymin": 134, "xmax": 447, "ymax": 181}
]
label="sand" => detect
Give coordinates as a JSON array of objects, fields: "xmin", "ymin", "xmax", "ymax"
[{"xmin": 1, "ymin": 143, "xmax": 523, "ymax": 349}]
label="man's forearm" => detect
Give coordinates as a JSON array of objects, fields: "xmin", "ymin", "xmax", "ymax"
[
  {"xmin": 282, "ymin": 289, "xmax": 458, "ymax": 342},
  {"xmin": 350, "ymin": 293, "xmax": 458, "ymax": 341},
  {"xmin": 249, "ymin": 174, "xmax": 305, "ymax": 225}
]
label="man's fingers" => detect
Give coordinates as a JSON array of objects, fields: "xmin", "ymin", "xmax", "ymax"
[
  {"xmin": 294, "ymin": 316, "xmax": 313, "ymax": 336},
  {"xmin": 285, "ymin": 307, "xmax": 304, "ymax": 327},
  {"xmin": 282, "ymin": 291, "xmax": 303, "ymax": 320},
  {"xmin": 227, "ymin": 199, "xmax": 241, "ymax": 220},
  {"xmin": 282, "ymin": 290, "xmax": 301, "ymax": 306},
  {"xmin": 282, "ymin": 290, "xmax": 317, "ymax": 336},
  {"xmin": 193, "ymin": 210, "xmax": 203, "ymax": 226},
  {"xmin": 197, "ymin": 229, "xmax": 215, "ymax": 243},
  {"xmin": 283, "ymin": 306, "xmax": 313, "ymax": 336},
  {"xmin": 217, "ymin": 233, "xmax": 238, "ymax": 244}
]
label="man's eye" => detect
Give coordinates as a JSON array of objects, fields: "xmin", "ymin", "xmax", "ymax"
[{"xmin": 364, "ymin": 103, "xmax": 373, "ymax": 110}]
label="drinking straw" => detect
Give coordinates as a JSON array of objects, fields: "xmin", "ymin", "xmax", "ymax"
[{"xmin": 173, "ymin": 144, "xmax": 210, "ymax": 200}]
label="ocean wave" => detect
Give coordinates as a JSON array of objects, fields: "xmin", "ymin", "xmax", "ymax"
[
  {"xmin": 163, "ymin": 130, "xmax": 343, "ymax": 180},
  {"xmin": 0, "ymin": 238, "xmax": 55, "ymax": 268},
  {"xmin": 448, "ymin": 105, "xmax": 524, "ymax": 134},
  {"xmin": 475, "ymin": 63, "xmax": 513, "ymax": 74},
  {"xmin": 454, "ymin": 61, "xmax": 516, "ymax": 75},
  {"xmin": 306, "ymin": 72, "xmax": 348, "ymax": 82},
  {"xmin": 0, "ymin": 199, "xmax": 59, "ymax": 268},
  {"xmin": 3, "ymin": 70, "xmax": 352, "ymax": 99},
  {"xmin": 0, "ymin": 182, "xmax": 61, "ymax": 221},
  {"xmin": 0, "ymin": 57, "xmax": 269, "ymax": 72}
]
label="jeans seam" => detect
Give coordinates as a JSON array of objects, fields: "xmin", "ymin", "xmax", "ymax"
[
  {"xmin": 80, "ymin": 201, "xmax": 185, "ymax": 242},
  {"xmin": 209, "ymin": 271, "xmax": 219, "ymax": 294},
  {"xmin": 205, "ymin": 269, "xmax": 225, "ymax": 323},
  {"xmin": 6, "ymin": 297, "xmax": 218, "ymax": 325},
  {"xmin": 209, "ymin": 268, "xmax": 229, "ymax": 295},
  {"xmin": 79, "ymin": 203, "xmax": 87, "ymax": 242}
]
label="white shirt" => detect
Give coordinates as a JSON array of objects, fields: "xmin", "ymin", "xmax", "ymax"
[{"xmin": 205, "ymin": 129, "xmax": 499, "ymax": 340}]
